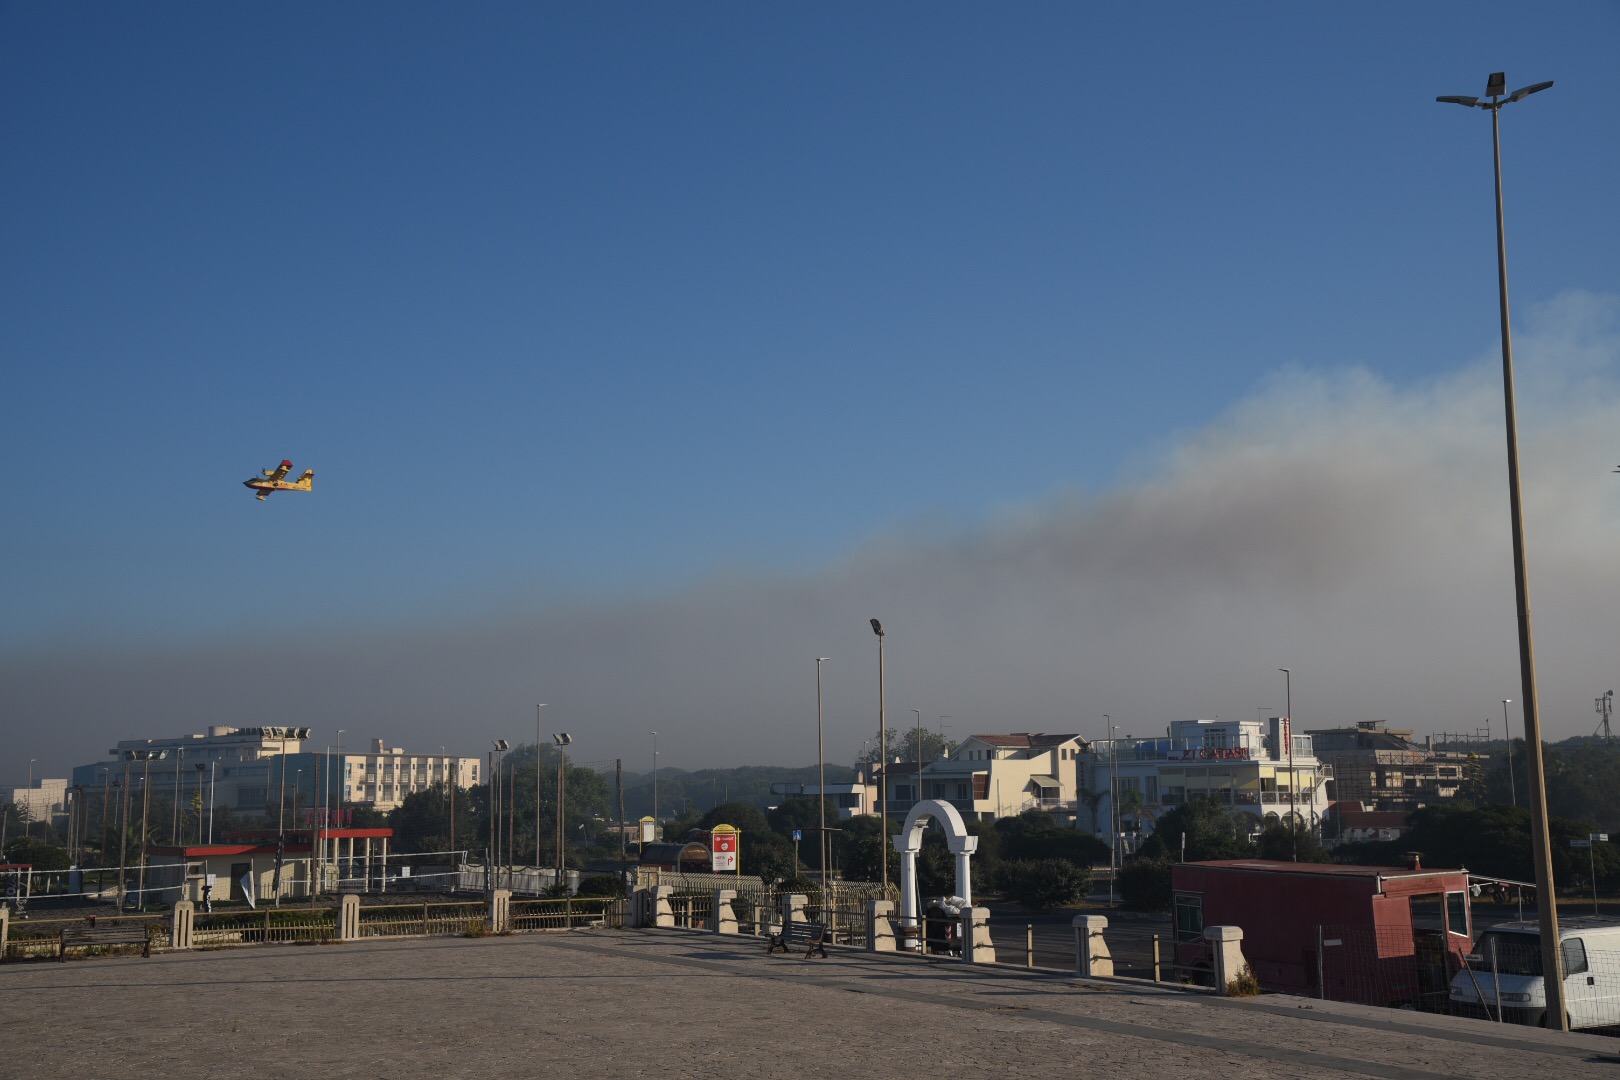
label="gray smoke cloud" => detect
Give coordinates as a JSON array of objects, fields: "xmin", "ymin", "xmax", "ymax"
[{"xmin": 7, "ymin": 291, "xmax": 1619, "ymax": 774}]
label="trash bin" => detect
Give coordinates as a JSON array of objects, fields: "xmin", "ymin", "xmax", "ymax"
[{"xmin": 924, "ymin": 901, "xmax": 961, "ymax": 956}]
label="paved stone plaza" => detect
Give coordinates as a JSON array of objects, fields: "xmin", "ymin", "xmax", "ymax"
[{"xmin": 5, "ymin": 928, "xmax": 1620, "ymax": 1079}]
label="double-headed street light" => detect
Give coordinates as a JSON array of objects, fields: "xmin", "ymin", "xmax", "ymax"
[
  {"xmin": 816, "ymin": 657, "xmax": 831, "ymax": 904},
  {"xmin": 553, "ymin": 733, "xmax": 573, "ymax": 884},
  {"xmin": 1438, "ymin": 70, "xmax": 1561, "ymax": 1030},
  {"xmin": 870, "ymin": 618, "xmax": 888, "ymax": 895}
]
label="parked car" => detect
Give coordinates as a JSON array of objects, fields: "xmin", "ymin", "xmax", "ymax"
[{"xmin": 1449, "ymin": 918, "xmax": 1620, "ymax": 1030}]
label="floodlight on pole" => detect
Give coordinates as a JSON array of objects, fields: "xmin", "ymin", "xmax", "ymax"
[{"xmin": 1437, "ymin": 68, "xmax": 1562, "ymax": 1031}]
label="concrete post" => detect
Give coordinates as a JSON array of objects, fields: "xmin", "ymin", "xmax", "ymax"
[
  {"xmin": 1072, "ymin": 914, "xmax": 1114, "ymax": 977},
  {"xmin": 1, "ymin": 906, "xmax": 9, "ymax": 960},
  {"xmin": 713, "ymin": 890, "xmax": 738, "ymax": 935},
  {"xmin": 895, "ymin": 840, "xmax": 918, "ymax": 949},
  {"xmin": 651, "ymin": 885, "xmax": 675, "ymax": 929},
  {"xmin": 960, "ymin": 907, "xmax": 996, "ymax": 964},
  {"xmin": 490, "ymin": 888, "xmax": 511, "ymax": 934},
  {"xmin": 339, "ymin": 893, "xmax": 361, "ymax": 941},
  {"xmin": 170, "ymin": 900, "xmax": 195, "ymax": 950},
  {"xmin": 953, "ymin": 853, "xmax": 973, "ymax": 905},
  {"xmin": 866, "ymin": 899, "xmax": 896, "ymax": 952},
  {"xmin": 1205, "ymin": 925, "xmax": 1249, "ymax": 994},
  {"xmin": 780, "ymin": 892, "xmax": 806, "ymax": 935}
]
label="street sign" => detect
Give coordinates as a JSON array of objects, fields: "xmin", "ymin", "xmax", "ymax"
[
  {"xmin": 1594, "ymin": 833, "xmax": 1610, "ymax": 842},
  {"xmin": 1572, "ymin": 839, "xmax": 1592, "ymax": 848},
  {"xmin": 792, "ymin": 829, "xmax": 803, "ymax": 842},
  {"xmin": 711, "ymin": 824, "xmax": 739, "ymax": 872}
]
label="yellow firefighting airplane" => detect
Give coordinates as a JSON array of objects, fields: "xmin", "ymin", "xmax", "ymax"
[{"xmin": 243, "ymin": 460, "xmax": 314, "ymax": 501}]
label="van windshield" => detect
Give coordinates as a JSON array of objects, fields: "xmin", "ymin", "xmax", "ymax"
[{"xmin": 1475, "ymin": 931, "xmax": 1542, "ymax": 977}]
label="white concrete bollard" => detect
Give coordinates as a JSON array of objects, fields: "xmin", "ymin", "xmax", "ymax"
[
  {"xmin": 1205, "ymin": 925, "xmax": 1250, "ymax": 994},
  {"xmin": 490, "ymin": 889, "xmax": 511, "ymax": 934},
  {"xmin": 1072, "ymin": 914, "xmax": 1114, "ymax": 977},
  {"xmin": 170, "ymin": 900, "xmax": 194, "ymax": 950},
  {"xmin": 866, "ymin": 899, "xmax": 896, "ymax": 952},
  {"xmin": 961, "ymin": 907, "xmax": 996, "ymax": 964},
  {"xmin": 339, "ymin": 893, "xmax": 361, "ymax": 940},
  {"xmin": 713, "ymin": 890, "xmax": 739, "ymax": 935},
  {"xmin": 651, "ymin": 885, "xmax": 676, "ymax": 928}
]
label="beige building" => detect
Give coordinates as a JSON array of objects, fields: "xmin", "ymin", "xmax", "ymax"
[{"xmin": 917, "ymin": 733, "xmax": 1087, "ymax": 822}]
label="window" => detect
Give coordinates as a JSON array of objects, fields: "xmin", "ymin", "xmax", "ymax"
[
  {"xmin": 1445, "ymin": 891, "xmax": 1469, "ymax": 937},
  {"xmin": 1563, "ymin": 938, "xmax": 1589, "ymax": 976},
  {"xmin": 1174, "ymin": 893, "xmax": 1204, "ymax": 943}
]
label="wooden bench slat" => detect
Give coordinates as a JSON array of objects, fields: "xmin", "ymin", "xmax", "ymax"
[
  {"xmin": 766, "ymin": 921, "xmax": 828, "ymax": 959},
  {"xmin": 60, "ymin": 924, "xmax": 151, "ymax": 960}
]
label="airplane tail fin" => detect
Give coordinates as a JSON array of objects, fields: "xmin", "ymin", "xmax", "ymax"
[{"xmin": 296, "ymin": 469, "xmax": 314, "ymax": 489}]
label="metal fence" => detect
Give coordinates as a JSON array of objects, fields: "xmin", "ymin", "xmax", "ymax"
[
  {"xmin": 510, "ymin": 897, "xmax": 625, "ymax": 931},
  {"xmin": 1449, "ymin": 925, "xmax": 1620, "ymax": 1034},
  {"xmin": 356, "ymin": 901, "xmax": 489, "ymax": 939},
  {"xmin": 2, "ymin": 915, "xmax": 164, "ymax": 961},
  {"xmin": 194, "ymin": 908, "xmax": 336, "ymax": 947}
]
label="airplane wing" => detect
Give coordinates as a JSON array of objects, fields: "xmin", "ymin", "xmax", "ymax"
[{"xmin": 263, "ymin": 460, "xmax": 292, "ymax": 482}]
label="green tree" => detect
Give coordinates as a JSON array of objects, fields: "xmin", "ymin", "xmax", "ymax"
[
  {"xmin": 1255, "ymin": 821, "xmax": 1329, "ymax": 862},
  {"xmin": 1117, "ymin": 855, "xmax": 1174, "ymax": 911},
  {"xmin": 1136, "ymin": 798, "xmax": 1251, "ymax": 862},
  {"xmin": 1000, "ymin": 858, "xmax": 1092, "ymax": 911}
]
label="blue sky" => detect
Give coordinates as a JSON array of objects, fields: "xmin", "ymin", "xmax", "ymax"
[{"xmin": 4, "ymin": 4, "xmax": 1618, "ymax": 776}]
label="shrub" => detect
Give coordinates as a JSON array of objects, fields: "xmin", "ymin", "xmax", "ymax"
[
  {"xmin": 1001, "ymin": 858, "xmax": 1091, "ymax": 911},
  {"xmin": 1226, "ymin": 963, "xmax": 1261, "ymax": 997},
  {"xmin": 1116, "ymin": 855, "xmax": 1173, "ymax": 911},
  {"xmin": 575, "ymin": 874, "xmax": 626, "ymax": 898}
]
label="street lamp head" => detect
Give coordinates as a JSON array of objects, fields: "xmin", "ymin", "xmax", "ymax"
[
  {"xmin": 1486, "ymin": 71, "xmax": 1505, "ymax": 97},
  {"xmin": 1436, "ymin": 95, "xmax": 1480, "ymax": 108},
  {"xmin": 552, "ymin": 733, "xmax": 573, "ymax": 746},
  {"xmin": 1509, "ymin": 80, "xmax": 1553, "ymax": 103},
  {"xmin": 869, "ymin": 618, "xmax": 884, "ymax": 637},
  {"xmin": 493, "ymin": 739, "xmax": 510, "ymax": 751}
]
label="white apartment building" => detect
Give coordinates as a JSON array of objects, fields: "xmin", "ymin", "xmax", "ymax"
[
  {"xmin": 1081, "ymin": 717, "xmax": 1331, "ymax": 852},
  {"xmin": 70, "ymin": 728, "xmax": 480, "ymax": 819},
  {"xmin": 917, "ymin": 733, "xmax": 1087, "ymax": 822}
]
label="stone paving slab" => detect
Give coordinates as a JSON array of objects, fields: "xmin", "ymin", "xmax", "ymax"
[{"xmin": 4, "ymin": 929, "xmax": 1620, "ymax": 1080}]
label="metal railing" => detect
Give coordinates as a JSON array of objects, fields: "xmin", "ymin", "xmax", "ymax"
[
  {"xmin": 3, "ymin": 915, "xmax": 164, "ymax": 961},
  {"xmin": 356, "ymin": 901, "xmax": 488, "ymax": 938},
  {"xmin": 194, "ymin": 908, "xmax": 336, "ymax": 946},
  {"xmin": 509, "ymin": 897, "xmax": 625, "ymax": 931}
]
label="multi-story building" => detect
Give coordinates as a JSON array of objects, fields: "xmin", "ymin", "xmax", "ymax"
[
  {"xmin": 1303, "ymin": 720, "xmax": 1465, "ymax": 810},
  {"xmin": 910, "ymin": 733, "xmax": 1087, "ymax": 823},
  {"xmin": 1079, "ymin": 718, "xmax": 1331, "ymax": 853},
  {"xmin": 0, "ymin": 779, "xmax": 69, "ymax": 831},
  {"xmin": 70, "ymin": 728, "xmax": 480, "ymax": 822}
]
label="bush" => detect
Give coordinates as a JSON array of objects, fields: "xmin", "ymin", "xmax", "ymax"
[
  {"xmin": 575, "ymin": 874, "xmax": 625, "ymax": 898},
  {"xmin": 1000, "ymin": 858, "xmax": 1091, "ymax": 911},
  {"xmin": 1226, "ymin": 963, "xmax": 1261, "ymax": 996},
  {"xmin": 1117, "ymin": 856, "xmax": 1173, "ymax": 911}
]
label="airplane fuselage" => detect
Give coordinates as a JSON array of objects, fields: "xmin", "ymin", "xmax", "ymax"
[{"xmin": 243, "ymin": 460, "xmax": 314, "ymax": 500}]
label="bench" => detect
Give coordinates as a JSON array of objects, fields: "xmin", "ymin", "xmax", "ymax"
[
  {"xmin": 59, "ymin": 922, "xmax": 151, "ymax": 960},
  {"xmin": 766, "ymin": 920, "xmax": 828, "ymax": 959}
]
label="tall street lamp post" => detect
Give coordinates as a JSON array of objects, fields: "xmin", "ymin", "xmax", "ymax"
[
  {"xmin": 816, "ymin": 657, "xmax": 831, "ymax": 904},
  {"xmin": 1438, "ymin": 70, "xmax": 1561, "ymax": 1030},
  {"xmin": 870, "ymin": 619, "xmax": 888, "ymax": 895},
  {"xmin": 553, "ymin": 733, "xmax": 573, "ymax": 885},
  {"xmin": 1280, "ymin": 669, "xmax": 1296, "ymax": 861},
  {"xmin": 650, "ymin": 731, "xmax": 659, "ymax": 830},
  {"xmin": 1502, "ymin": 699, "xmax": 1517, "ymax": 807},
  {"xmin": 1106, "ymin": 715, "xmax": 1117, "ymax": 905},
  {"xmin": 535, "ymin": 705, "xmax": 547, "ymax": 865},
  {"xmin": 911, "ymin": 708, "xmax": 924, "ymax": 807}
]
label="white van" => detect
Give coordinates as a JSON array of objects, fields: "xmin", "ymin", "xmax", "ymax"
[{"xmin": 1449, "ymin": 918, "xmax": 1620, "ymax": 1030}]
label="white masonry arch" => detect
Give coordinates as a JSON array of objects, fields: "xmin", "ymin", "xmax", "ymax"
[{"xmin": 892, "ymin": 798, "xmax": 978, "ymax": 941}]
